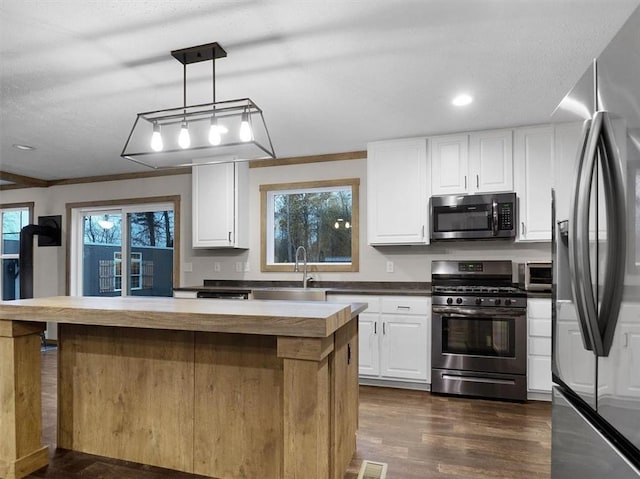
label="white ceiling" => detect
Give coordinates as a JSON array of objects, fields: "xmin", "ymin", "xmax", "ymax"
[{"xmin": 1, "ymin": 0, "xmax": 639, "ymax": 181}]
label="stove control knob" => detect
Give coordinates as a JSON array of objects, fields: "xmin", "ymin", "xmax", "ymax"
[
  {"xmin": 505, "ymin": 299, "xmax": 512, "ymax": 306},
  {"xmin": 447, "ymin": 297, "xmax": 453, "ymax": 305},
  {"xmin": 456, "ymin": 297, "xmax": 463, "ymax": 304},
  {"xmin": 475, "ymin": 298, "xmax": 482, "ymax": 305},
  {"xmin": 494, "ymin": 299, "xmax": 501, "ymax": 306}
]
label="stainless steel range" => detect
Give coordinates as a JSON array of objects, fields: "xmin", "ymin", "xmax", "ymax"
[{"xmin": 431, "ymin": 260, "xmax": 527, "ymax": 401}]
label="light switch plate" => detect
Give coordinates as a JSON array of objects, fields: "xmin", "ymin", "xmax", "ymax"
[
  {"xmin": 386, "ymin": 261, "xmax": 394, "ymax": 273},
  {"xmin": 214, "ymin": 262, "xmax": 221, "ymax": 272}
]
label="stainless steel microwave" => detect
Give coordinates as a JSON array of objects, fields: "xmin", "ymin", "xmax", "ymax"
[{"xmin": 430, "ymin": 192, "xmax": 517, "ymax": 240}]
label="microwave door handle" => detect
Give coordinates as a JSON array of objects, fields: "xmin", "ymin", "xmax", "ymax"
[
  {"xmin": 596, "ymin": 111, "xmax": 626, "ymax": 357},
  {"xmin": 492, "ymin": 200, "xmax": 499, "ymax": 236},
  {"xmin": 568, "ymin": 118, "xmax": 596, "ymax": 351}
]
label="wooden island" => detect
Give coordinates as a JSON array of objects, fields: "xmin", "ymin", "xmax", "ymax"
[{"xmin": 0, "ymin": 296, "xmax": 364, "ymax": 479}]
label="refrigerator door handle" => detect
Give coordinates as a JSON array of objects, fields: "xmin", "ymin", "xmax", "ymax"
[
  {"xmin": 596, "ymin": 110, "xmax": 626, "ymax": 357},
  {"xmin": 568, "ymin": 119, "xmax": 597, "ymax": 351}
]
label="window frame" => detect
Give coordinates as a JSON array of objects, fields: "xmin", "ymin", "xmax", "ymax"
[{"xmin": 259, "ymin": 178, "xmax": 359, "ymax": 272}]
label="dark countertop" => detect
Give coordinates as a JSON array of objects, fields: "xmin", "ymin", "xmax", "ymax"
[
  {"xmin": 175, "ymin": 280, "xmax": 432, "ymax": 296},
  {"xmin": 175, "ymin": 280, "xmax": 552, "ymax": 299}
]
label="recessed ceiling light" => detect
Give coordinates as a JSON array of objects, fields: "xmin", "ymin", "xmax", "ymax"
[
  {"xmin": 13, "ymin": 143, "xmax": 36, "ymax": 151},
  {"xmin": 452, "ymin": 94, "xmax": 473, "ymax": 107}
]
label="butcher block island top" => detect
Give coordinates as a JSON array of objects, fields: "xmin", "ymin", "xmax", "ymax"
[
  {"xmin": 0, "ymin": 296, "xmax": 362, "ymax": 479},
  {"xmin": 0, "ymin": 295, "xmax": 364, "ymax": 337}
]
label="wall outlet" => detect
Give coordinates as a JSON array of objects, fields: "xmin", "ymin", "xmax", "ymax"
[
  {"xmin": 235, "ymin": 262, "xmax": 243, "ymax": 273},
  {"xmin": 213, "ymin": 262, "xmax": 221, "ymax": 272},
  {"xmin": 183, "ymin": 262, "xmax": 193, "ymax": 272},
  {"xmin": 386, "ymin": 261, "xmax": 394, "ymax": 273}
]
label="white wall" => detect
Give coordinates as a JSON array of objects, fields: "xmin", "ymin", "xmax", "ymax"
[{"xmin": 0, "ymin": 158, "xmax": 551, "ymax": 297}]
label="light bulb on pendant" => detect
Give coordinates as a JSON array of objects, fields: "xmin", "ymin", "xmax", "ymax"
[
  {"xmin": 345, "ymin": 221, "xmax": 351, "ymax": 229},
  {"xmin": 178, "ymin": 121, "xmax": 191, "ymax": 149},
  {"xmin": 208, "ymin": 115, "xmax": 228, "ymax": 146},
  {"xmin": 150, "ymin": 122, "xmax": 163, "ymax": 152},
  {"xmin": 239, "ymin": 109, "xmax": 253, "ymax": 142}
]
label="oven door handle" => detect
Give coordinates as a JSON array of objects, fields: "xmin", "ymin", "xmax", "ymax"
[{"xmin": 432, "ymin": 306, "xmax": 525, "ymax": 318}]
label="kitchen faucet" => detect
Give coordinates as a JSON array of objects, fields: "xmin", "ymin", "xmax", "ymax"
[{"xmin": 294, "ymin": 246, "xmax": 309, "ymax": 288}]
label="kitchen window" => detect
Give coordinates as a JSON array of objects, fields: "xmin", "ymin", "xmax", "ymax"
[
  {"xmin": 68, "ymin": 197, "xmax": 179, "ymax": 297},
  {"xmin": 260, "ymin": 179, "xmax": 359, "ymax": 272},
  {"xmin": 0, "ymin": 203, "xmax": 32, "ymax": 300}
]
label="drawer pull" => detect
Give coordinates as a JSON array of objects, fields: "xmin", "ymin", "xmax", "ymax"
[{"xmin": 397, "ymin": 305, "xmax": 411, "ymax": 310}]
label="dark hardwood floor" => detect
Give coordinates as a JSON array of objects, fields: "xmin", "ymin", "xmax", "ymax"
[{"xmin": 30, "ymin": 349, "xmax": 551, "ymax": 478}]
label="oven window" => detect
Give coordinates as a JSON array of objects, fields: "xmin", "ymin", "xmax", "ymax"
[
  {"xmin": 435, "ymin": 210, "xmax": 490, "ymax": 232},
  {"xmin": 442, "ymin": 317, "xmax": 515, "ymax": 357}
]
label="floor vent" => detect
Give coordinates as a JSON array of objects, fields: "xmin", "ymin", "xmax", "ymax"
[{"xmin": 357, "ymin": 460, "xmax": 388, "ymax": 479}]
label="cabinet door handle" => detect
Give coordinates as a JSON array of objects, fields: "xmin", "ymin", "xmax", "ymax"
[
  {"xmin": 228, "ymin": 231, "xmax": 232, "ymax": 243},
  {"xmin": 623, "ymin": 333, "xmax": 629, "ymax": 348},
  {"xmin": 374, "ymin": 322, "xmax": 377, "ymax": 335},
  {"xmin": 383, "ymin": 322, "xmax": 386, "ymax": 335},
  {"xmin": 347, "ymin": 343, "xmax": 352, "ymax": 364},
  {"xmin": 464, "ymin": 175, "xmax": 467, "ymax": 190},
  {"xmin": 476, "ymin": 174, "xmax": 479, "ymax": 189},
  {"xmin": 521, "ymin": 222, "xmax": 526, "ymax": 235}
]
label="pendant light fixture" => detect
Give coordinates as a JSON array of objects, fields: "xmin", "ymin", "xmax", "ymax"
[{"xmin": 121, "ymin": 42, "xmax": 275, "ymax": 169}]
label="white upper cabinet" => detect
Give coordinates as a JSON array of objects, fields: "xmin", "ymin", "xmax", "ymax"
[
  {"xmin": 367, "ymin": 138, "xmax": 429, "ymax": 245},
  {"xmin": 514, "ymin": 125, "xmax": 554, "ymax": 241},
  {"xmin": 431, "ymin": 129, "xmax": 513, "ymax": 195},
  {"xmin": 430, "ymin": 134, "xmax": 469, "ymax": 195},
  {"xmin": 469, "ymin": 129, "xmax": 513, "ymax": 193},
  {"xmin": 192, "ymin": 162, "xmax": 249, "ymax": 248}
]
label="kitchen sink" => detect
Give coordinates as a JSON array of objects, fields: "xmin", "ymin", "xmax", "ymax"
[{"xmin": 251, "ymin": 287, "xmax": 327, "ymax": 301}]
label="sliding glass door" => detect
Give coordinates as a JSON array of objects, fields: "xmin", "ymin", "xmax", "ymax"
[{"xmin": 73, "ymin": 202, "xmax": 174, "ymax": 297}]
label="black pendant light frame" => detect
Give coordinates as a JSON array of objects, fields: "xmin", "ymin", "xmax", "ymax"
[{"xmin": 121, "ymin": 42, "xmax": 276, "ymax": 169}]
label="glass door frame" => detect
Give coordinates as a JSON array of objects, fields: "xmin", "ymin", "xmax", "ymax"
[{"xmin": 68, "ymin": 198, "xmax": 179, "ymax": 297}]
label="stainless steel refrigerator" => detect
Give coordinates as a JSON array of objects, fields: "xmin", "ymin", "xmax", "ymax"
[{"xmin": 551, "ymin": 5, "xmax": 640, "ymax": 477}]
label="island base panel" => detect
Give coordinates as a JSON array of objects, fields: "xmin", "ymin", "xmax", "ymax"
[
  {"xmin": 53, "ymin": 319, "xmax": 358, "ymax": 479},
  {"xmin": 193, "ymin": 333, "xmax": 284, "ymax": 478},
  {"xmin": 57, "ymin": 325, "xmax": 195, "ymax": 473}
]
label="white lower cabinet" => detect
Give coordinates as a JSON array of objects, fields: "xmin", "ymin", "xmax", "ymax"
[
  {"xmin": 357, "ymin": 311, "xmax": 381, "ymax": 376},
  {"xmin": 380, "ymin": 311, "xmax": 429, "ymax": 381},
  {"xmin": 328, "ymin": 294, "xmax": 430, "ymax": 384},
  {"xmin": 527, "ymin": 297, "xmax": 552, "ymax": 397}
]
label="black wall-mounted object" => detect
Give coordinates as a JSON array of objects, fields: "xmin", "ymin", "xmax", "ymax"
[
  {"xmin": 37, "ymin": 215, "xmax": 62, "ymax": 247},
  {"xmin": 19, "ymin": 215, "xmax": 62, "ymax": 299}
]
